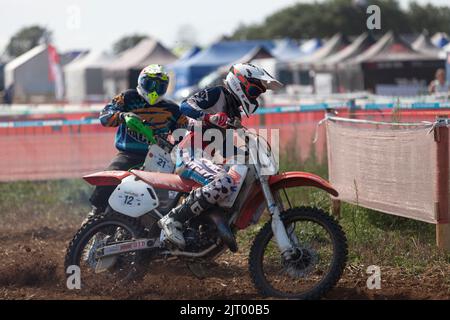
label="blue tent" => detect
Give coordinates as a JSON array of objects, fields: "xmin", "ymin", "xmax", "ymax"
[
  {"xmin": 431, "ymin": 32, "xmax": 449, "ymax": 48},
  {"xmin": 299, "ymin": 38, "xmax": 323, "ymax": 55},
  {"xmin": 177, "ymin": 46, "xmax": 201, "ymax": 61},
  {"xmin": 170, "ymin": 40, "xmax": 275, "ymax": 90},
  {"xmin": 272, "ymin": 39, "xmax": 302, "ymax": 62}
]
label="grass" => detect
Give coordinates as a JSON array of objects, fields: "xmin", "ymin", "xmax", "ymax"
[
  {"xmin": 0, "ymin": 147, "xmax": 449, "ymax": 275},
  {"xmin": 0, "ymin": 179, "xmax": 92, "ymax": 230},
  {"xmin": 235, "ymin": 143, "xmax": 449, "ymax": 279}
]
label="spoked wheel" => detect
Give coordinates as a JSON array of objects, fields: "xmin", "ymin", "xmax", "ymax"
[
  {"xmin": 249, "ymin": 207, "xmax": 348, "ymax": 299},
  {"xmin": 65, "ymin": 211, "xmax": 147, "ymax": 292}
]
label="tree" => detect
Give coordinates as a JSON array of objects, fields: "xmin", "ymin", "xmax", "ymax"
[
  {"xmin": 5, "ymin": 25, "xmax": 49, "ymax": 58},
  {"xmin": 112, "ymin": 34, "xmax": 148, "ymax": 55},
  {"xmin": 408, "ymin": 2, "xmax": 450, "ymax": 34},
  {"xmin": 228, "ymin": 0, "xmax": 450, "ymax": 40}
]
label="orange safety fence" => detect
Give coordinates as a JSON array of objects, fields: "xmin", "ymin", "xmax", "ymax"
[{"xmin": 1, "ymin": 109, "xmax": 449, "ymax": 182}]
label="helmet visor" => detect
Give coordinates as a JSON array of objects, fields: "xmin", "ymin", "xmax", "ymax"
[
  {"xmin": 247, "ymin": 82, "xmax": 265, "ymax": 99},
  {"xmin": 139, "ymin": 77, "xmax": 168, "ymax": 95}
]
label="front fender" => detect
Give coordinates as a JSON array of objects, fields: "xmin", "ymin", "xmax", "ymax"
[{"xmin": 234, "ymin": 171, "xmax": 338, "ymax": 229}]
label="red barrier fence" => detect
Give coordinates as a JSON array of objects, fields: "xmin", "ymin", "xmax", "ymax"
[{"xmin": 1, "ymin": 108, "xmax": 449, "ymax": 182}]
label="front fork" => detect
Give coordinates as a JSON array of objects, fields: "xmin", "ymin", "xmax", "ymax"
[{"xmin": 259, "ymin": 176, "xmax": 295, "ymax": 258}]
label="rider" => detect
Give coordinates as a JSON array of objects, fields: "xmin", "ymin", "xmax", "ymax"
[
  {"xmin": 158, "ymin": 63, "xmax": 282, "ymax": 248},
  {"xmin": 88, "ymin": 64, "xmax": 188, "ymax": 221}
]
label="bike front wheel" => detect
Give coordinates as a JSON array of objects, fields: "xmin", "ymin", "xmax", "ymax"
[{"xmin": 249, "ymin": 206, "xmax": 348, "ymax": 299}]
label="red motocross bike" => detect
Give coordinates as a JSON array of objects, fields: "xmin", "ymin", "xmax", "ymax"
[{"xmin": 65, "ymin": 118, "xmax": 347, "ymax": 299}]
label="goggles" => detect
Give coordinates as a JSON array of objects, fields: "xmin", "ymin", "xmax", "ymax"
[
  {"xmin": 139, "ymin": 76, "xmax": 168, "ymax": 95},
  {"xmin": 233, "ymin": 69, "xmax": 266, "ymax": 99}
]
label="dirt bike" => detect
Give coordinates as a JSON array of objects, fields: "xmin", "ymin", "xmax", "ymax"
[{"xmin": 65, "ymin": 117, "xmax": 348, "ymax": 299}]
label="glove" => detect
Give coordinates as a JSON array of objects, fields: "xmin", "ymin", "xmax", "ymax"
[
  {"xmin": 204, "ymin": 112, "xmax": 228, "ymax": 128},
  {"xmin": 119, "ymin": 112, "xmax": 141, "ymax": 122}
]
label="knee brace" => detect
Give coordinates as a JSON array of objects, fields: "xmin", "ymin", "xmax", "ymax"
[{"xmin": 201, "ymin": 173, "xmax": 236, "ymax": 204}]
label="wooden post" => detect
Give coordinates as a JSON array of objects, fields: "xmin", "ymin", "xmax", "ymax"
[
  {"xmin": 331, "ymin": 199, "xmax": 341, "ymax": 219},
  {"xmin": 434, "ymin": 116, "xmax": 450, "ymax": 251},
  {"xmin": 326, "ymin": 109, "xmax": 341, "ymax": 220}
]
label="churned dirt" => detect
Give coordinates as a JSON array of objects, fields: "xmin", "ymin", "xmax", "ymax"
[{"xmin": 0, "ymin": 221, "xmax": 449, "ymax": 300}]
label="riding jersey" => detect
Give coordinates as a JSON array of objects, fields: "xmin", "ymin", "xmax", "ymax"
[
  {"xmin": 180, "ymin": 85, "xmax": 240, "ymax": 120},
  {"xmin": 100, "ymin": 89, "xmax": 188, "ymax": 155},
  {"xmin": 177, "ymin": 86, "xmax": 240, "ymax": 202},
  {"xmin": 178, "ymin": 86, "xmax": 241, "ymax": 159}
]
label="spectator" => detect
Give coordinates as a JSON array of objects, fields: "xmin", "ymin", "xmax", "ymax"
[{"xmin": 428, "ymin": 68, "xmax": 450, "ymax": 94}]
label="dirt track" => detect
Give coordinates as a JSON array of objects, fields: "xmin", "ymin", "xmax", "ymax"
[{"xmin": 0, "ymin": 223, "xmax": 449, "ymax": 300}]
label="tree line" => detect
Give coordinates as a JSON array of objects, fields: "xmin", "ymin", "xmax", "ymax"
[{"xmin": 228, "ymin": 0, "xmax": 450, "ymax": 40}]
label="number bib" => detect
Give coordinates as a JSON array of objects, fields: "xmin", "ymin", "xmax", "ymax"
[{"xmin": 144, "ymin": 144, "xmax": 175, "ymax": 174}]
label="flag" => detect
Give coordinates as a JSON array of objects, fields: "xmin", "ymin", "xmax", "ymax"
[{"xmin": 48, "ymin": 44, "xmax": 64, "ymax": 100}]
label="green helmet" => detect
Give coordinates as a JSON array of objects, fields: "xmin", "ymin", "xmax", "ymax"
[{"xmin": 136, "ymin": 64, "xmax": 169, "ymax": 105}]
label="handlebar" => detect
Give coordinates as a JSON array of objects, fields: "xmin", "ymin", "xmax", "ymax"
[{"xmin": 124, "ymin": 115, "xmax": 157, "ymax": 144}]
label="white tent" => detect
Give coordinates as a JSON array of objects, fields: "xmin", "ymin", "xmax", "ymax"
[
  {"xmin": 4, "ymin": 44, "xmax": 55, "ymax": 103},
  {"xmin": 105, "ymin": 38, "xmax": 177, "ymax": 96},
  {"xmin": 287, "ymin": 33, "xmax": 350, "ymax": 69},
  {"xmin": 412, "ymin": 31, "xmax": 441, "ymax": 57},
  {"xmin": 64, "ymin": 51, "xmax": 112, "ymax": 103}
]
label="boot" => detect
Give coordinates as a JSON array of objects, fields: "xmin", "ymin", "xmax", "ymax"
[{"xmin": 158, "ymin": 191, "xmax": 212, "ymax": 249}]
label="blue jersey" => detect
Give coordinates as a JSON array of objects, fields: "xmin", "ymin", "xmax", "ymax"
[
  {"xmin": 180, "ymin": 86, "xmax": 230, "ymax": 120},
  {"xmin": 178, "ymin": 86, "xmax": 242, "ymax": 160},
  {"xmin": 100, "ymin": 89, "xmax": 188, "ymax": 155}
]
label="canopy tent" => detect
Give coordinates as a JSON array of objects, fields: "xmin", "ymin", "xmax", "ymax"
[
  {"xmin": 178, "ymin": 46, "xmax": 202, "ymax": 61},
  {"xmin": 286, "ymin": 33, "xmax": 350, "ymax": 68},
  {"xmin": 299, "ymin": 38, "xmax": 323, "ymax": 55},
  {"xmin": 412, "ymin": 31, "xmax": 441, "ymax": 57},
  {"xmin": 351, "ymin": 31, "xmax": 439, "ymax": 63},
  {"xmin": 233, "ymin": 45, "xmax": 274, "ymax": 65},
  {"xmin": 271, "ymin": 39, "xmax": 302, "ymax": 62},
  {"xmin": 165, "ymin": 46, "xmax": 201, "ymax": 95},
  {"xmin": 169, "ymin": 40, "xmax": 275, "ymax": 91},
  {"xmin": 104, "ymin": 38, "xmax": 177, "ymax": 96},
  {"xmin": 60, "ymin": 50, "xmax": 88, "ymax": 66},
  {"xmin": 309, "ymin": 33, "xmax": 376, "ymax": 93},
  {"xmin": 167, "ymin": 46, "xmax": 201, "ymax": 71},
  {"xmin": 276, "ymin": 34, "xmax": 348, "ymax": 88},
  {"xmin": 345, "ymin": 31, "xmax": 444, "ymax": 95},
  {"xmin": 199, "ymin": 46, "xmax": 276, "ymax": 88},
  {"xmin": 4, "ymin": 44, "xmax": 55, "ymax": 103},
  {"xmin": 316, "ymin": 32, "xmax": 376, "ymax": 69},
  {"xmin": 64, "ymin": 51, "xmax": 112, "ymax": 103},
  {"xmin": 431, "ymin": 32, "xmax": 449, "ymax": 48}
]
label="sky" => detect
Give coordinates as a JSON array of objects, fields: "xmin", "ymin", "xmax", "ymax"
[{"xmin": 1, "ymin": 0, "xmax": 449, "ymax": 54}]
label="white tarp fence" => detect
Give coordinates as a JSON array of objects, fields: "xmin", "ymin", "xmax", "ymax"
[{"xmin": 326, "ymin": 116, "xmax": 440, "ymax": 223}]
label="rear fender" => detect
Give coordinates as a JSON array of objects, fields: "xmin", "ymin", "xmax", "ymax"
[
  {"xmin": 234, "ymin": 171, "xmax": 338, "ymax": 229},
  {"xmin": 82, "ymin": 171, "xmax": 132, "ymax": 186}
]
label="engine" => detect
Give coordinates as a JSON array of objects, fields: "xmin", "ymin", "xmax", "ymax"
[{"xmin": 183, "ymin": 219, "xmax": 218, "ymax": 252}]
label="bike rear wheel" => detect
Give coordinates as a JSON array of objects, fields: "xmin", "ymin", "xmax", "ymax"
[
  {"xmin": 65, "ymin": 211, "xmax": 147, "ymax": 292},
  {"xmin": 249, "ymin": 206, "xmax": 348, "ymax": 299}
]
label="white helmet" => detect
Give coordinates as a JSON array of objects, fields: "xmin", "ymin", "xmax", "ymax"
[
  {"xmin": 136, "ymin": 64, "xmax": 169, "ymax": 105},
  {"xmin": 225, "ymin": 63, "xmax": 283, "ymax": 116}
]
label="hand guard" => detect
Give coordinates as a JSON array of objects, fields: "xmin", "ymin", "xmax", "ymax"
[{"xmin": 204, "ymin": 112, "xmax": 229, "ymax": 128}]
